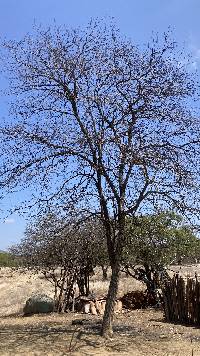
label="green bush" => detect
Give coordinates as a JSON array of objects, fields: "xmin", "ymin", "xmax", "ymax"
[{"xmin": 0, "ymin": 251, "xmax": 19, "ymax": 267}]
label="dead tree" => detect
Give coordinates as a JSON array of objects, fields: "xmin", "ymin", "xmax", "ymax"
[{"xmin": 1, "ymin": 21, "xmax": 200, "ymax": 336}]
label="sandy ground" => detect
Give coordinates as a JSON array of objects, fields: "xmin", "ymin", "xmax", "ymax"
[{"xmin": 0, "ymin": 266, "xmax": 200, "ymax": 355}]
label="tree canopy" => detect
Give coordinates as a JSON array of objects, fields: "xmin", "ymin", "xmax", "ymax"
[{"xmin": 125, "ymin": 211, "xmax": 200, "ymax": 268}]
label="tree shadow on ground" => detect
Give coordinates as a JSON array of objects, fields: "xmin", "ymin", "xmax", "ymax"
[
  {"xmin": 0, "ymin": 316, "xmax": 174, "ymax": 355},
  {"xmin": 0, "ymin": 320, "xmax": 197, "ymax": 356},
  {"xmin": 149, "ymin": 316, "xmax": 200, "ymax": 330}
]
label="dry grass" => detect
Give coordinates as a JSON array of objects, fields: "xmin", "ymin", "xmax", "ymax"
[
  {"xmin": 90, "ymin": 268, "xmax": 145, "ymax": 298},
  {"xmin": 0, "ymin": 265, "xmax": 200, "ymax": 355},
  {"xmin": 0, "ymin": 268, "xmax": 54, "ymax": 317}
]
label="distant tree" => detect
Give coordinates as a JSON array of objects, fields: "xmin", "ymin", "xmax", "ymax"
[
  {"xmin": 0, "ymin": 251, "xmax": 19, "ymax": 267},
  {"xmin": 124, "ymin": 211, "xmax": 200, "ymax": 301},
  {"xmin": 1, "ymin": 21, "xmax": 200, "ymax": 336}
]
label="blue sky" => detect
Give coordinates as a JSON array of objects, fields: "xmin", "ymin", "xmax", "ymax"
[{"xmin": 0, "ymin": 0, "xmax": 200, "ymax": 250}]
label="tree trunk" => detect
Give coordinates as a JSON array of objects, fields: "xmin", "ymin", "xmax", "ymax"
[
  {"xmin": 85, "ymin": 269, "xmax": 90, "ymax": 296},
  {"xmin": 57, "ymin": 268, "xmax": 67, "ymax": 312},
  {"xmin": 101, "ymin": 265, "xmax": 108, "ymax": 281},
  {"xmin": 101, "ymin": 262, "xmax": 121, "ymax": 337}
]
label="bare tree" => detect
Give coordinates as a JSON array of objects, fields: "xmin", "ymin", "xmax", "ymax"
[
  {"xmin": 10, "ymin": 213, "xmax": 80, "ymax": 312},
  {"xmin": 0, "ymin": 21, "xmax": 200, "ymax": 336},
  {"xmin": 11, "ymin": 213, "xmax": 107, "ymax": 311}
]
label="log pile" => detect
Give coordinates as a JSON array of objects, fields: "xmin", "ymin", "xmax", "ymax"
[{"xmin": 75, "ymin": 296, "xmax": 122, "ymax": 315}]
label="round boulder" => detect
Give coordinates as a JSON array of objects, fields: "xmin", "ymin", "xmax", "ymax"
[{"xmin": 23, "ymin": 294, "xmax": 54, "ymax": 315}]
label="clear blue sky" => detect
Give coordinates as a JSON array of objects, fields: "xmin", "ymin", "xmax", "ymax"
[{"xmin": 0, "ymin": 0, "xmax": 200, "ymax": 250}]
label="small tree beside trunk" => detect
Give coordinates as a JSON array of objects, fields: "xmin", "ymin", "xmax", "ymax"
[
  {"xmin": 124, "ymin": 212, "xmax": 200, "ymax": 304},
  {"xmin": 10, "ymin": 213, "xmax": 107, "ymax": 311}
]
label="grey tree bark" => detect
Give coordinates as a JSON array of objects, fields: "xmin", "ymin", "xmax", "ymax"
[{"xmin": 101, "ymin": 262, "xmax": 121, "ymax": 337}]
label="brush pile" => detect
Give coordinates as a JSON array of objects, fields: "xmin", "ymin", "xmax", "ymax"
[{"xmin": 120, "ymin": 290, "xmax": 158, "ymax": 310}]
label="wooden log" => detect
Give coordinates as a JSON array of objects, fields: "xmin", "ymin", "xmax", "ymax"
[
  {"xmin": 101, "ymin": 301, "xmax": 106, "ymax": 315},
  {"xmin": 114, "ymin": 300, "xmax": 122, "ymax": 314},
  {"xmin": 90, "ymin": 301, "xmax": 98, "ymax": 315},
  {"xmin": 95, "ymin": 300, "xmax": 103, "ymax": 315},
  {"xmin": 84, "ymin": 303, "xmax": 90, "ymax": 314}
]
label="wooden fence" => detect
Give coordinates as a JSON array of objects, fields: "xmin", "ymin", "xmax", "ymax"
[{"xmin": 162, "ymin": 273, "xmax": 200, "ymax": 326}]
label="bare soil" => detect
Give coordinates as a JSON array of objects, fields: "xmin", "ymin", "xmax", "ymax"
[{"xmin": 0, "ymin": 266, "xmax": 200, "ymax": 355}]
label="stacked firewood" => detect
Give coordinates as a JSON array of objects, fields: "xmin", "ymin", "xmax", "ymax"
[{"xmin": 75, "ymin": 297, "xmax": 122, "ymax": 315}]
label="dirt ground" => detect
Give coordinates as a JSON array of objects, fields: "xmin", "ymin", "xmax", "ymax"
[{"xmin": 0, "ymin": 266, "xmax": 200, "ymax": 355}]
